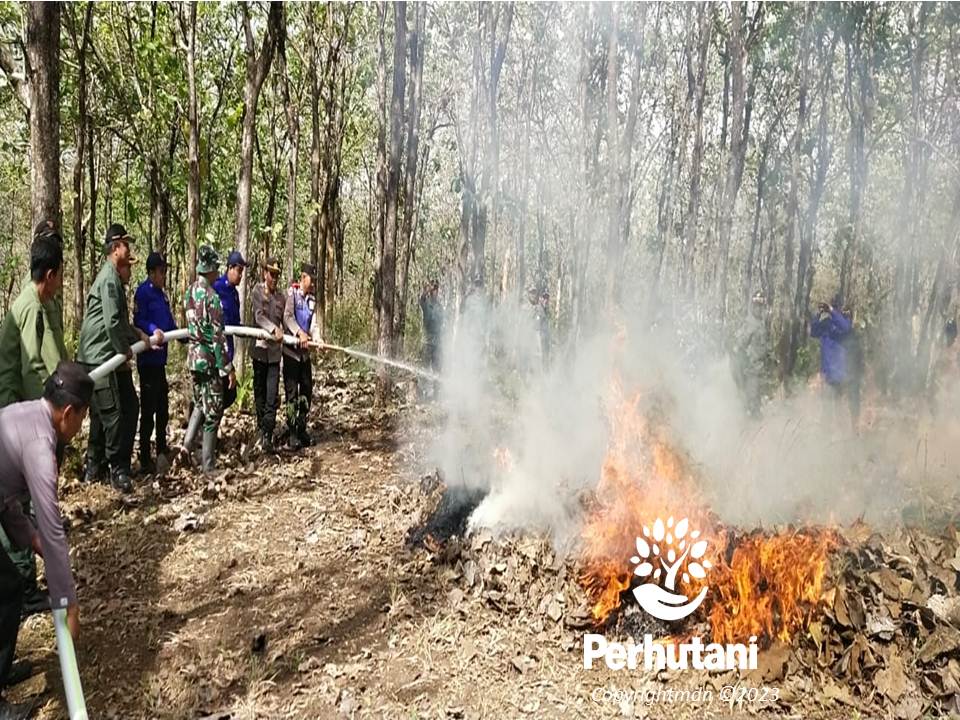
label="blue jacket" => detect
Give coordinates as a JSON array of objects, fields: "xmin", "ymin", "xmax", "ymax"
[
  {"xmin": 213, "ymin": 274, "xmax": 241, "ymax": 360},
  {"xmin": 133, "ymin": 279, "xmax": 177, "ymax": 367},
  {"xmin": 811, "ymin": 309, "xmax": 852, "ymax": 385}
]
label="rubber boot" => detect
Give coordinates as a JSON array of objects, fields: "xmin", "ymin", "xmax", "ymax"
[
  {"xmin": 261, "ymin": 420, "xmax": 276, "ymax": 454},
  {"xmin": 177, "ymin": 407, "xmax": 203, "ymax": 465},
  {"xmin": 201, "ymin": 429, "xmax": 217, "ymax": 474}
]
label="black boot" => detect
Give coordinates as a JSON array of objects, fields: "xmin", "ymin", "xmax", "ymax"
[
  {"xmin": 3, "ymin": 660, "xmax": 35, "ymax": 688},
  {"xmin": 84, "ymin": 458, "xmax": 107, "ymax": 484},
  {"xmin": 287, "ymin": 425, "xmax": 303, "ymax": 451},
  {"xmin": 201, "ymin": 429, "xmax": 217, "ymax": 474},
  {"xmin": 139, "ymin": 447, "xmax": 155, "ymax": 476},
  {"xmin": 176, "ymin": 408, "xmax": 203, "ymax": 467},
  {"xmin": 20, "ymin": 587, "xmax": 48, "ymax": 618},
  {"xmin": 297, "ymin": 426, "xmax": 313, "ymax": 448},
  {"xmin": 260, "ymin": 430, "xmax": 276, "ymax": 455},
  {"xmin": 0, "ymin": 698, "xmax": 34, "ymax": 720},
  {"xmin": 110, "ymin": 466, "xmax": 133, "ymax": 494}
]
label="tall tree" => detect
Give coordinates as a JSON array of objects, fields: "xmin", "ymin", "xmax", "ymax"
[
  {"xmin": 278, "ymin": 3, "xmax": 298, "ymax": 281},
  {"xmin": 179, "ymin": 0, "xmax": 201, "ymax": 275},
  {"xmin": 66, "ymin": 2, "xmax": 93, "ymax": 329},
  {"xmin": 376, "ymin": 1, "xmax": 407, "ymax": 403},
  {"xmin": 235, "ymin": 1, "xmax": 283, "ymax": 341},
  {"xmin": 26, "ymin": 1, "xmax": 61, "ymax": 229},
  {"xmin": 396, "ymin": 2, "xmax": 427, "ymax": 349}
]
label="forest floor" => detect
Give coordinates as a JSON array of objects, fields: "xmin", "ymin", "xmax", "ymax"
[{"xmin": 4, "ymin": 360, "xmax": 947, "ymax": 720}]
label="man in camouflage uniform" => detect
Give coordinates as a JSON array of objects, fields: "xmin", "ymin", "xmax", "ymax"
[{"xmin": 184, "ymin": 246, "xmax": 235, "ymax": 473}]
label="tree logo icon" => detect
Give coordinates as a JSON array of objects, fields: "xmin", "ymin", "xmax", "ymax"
[{"xmin": 630, "ymin": 516, "xmax": 711, "ymax": 622}]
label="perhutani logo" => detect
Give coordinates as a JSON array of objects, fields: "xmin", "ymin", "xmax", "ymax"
[
  {"xmin": 582, "ymin": 515, "xmax": 758, "ymax": 673},
  {"xmin": 630, "ymin": 516, "xmax": 710, "ymax": 621}
]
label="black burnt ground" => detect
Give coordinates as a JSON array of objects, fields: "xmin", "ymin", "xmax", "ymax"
[{"xmin": 407, "ymin": 482, "xmax": 487, "ymax": 548}]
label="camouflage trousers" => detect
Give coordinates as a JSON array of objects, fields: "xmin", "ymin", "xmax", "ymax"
[{"xmin": 192, "ymin": 371, "xmax": 224, "ymax": 432}]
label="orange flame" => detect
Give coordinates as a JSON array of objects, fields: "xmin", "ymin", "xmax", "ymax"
[{"xmin": 578, "ymin": 380, "xmax": 836, "ymax": 643}]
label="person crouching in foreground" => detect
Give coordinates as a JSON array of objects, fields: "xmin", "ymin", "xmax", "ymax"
[{"xmin": 0, "ymin": 362, "xmax": 91, "ymax": 720}]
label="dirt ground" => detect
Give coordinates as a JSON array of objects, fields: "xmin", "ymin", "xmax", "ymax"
[{"xmin": 5, "ymin": 364, "xmax": 894, "ymax": 719}]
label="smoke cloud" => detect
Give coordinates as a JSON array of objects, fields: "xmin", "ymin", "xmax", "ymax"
[{"xmin": 421, "ymin": 286, "xmax": 960, "ymax": 544}]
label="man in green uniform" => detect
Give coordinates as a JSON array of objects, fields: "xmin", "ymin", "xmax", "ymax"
[
  {"xmin": 184, "ymin": 246, "xmax": 235, "ymax": 473},
  {"xmin": 0, "ymin": 233, "xmax": 68, "ymax": 622},
  {"xmin": 77, "ymin": 224, "xmax": 159, "ymax": 492}
]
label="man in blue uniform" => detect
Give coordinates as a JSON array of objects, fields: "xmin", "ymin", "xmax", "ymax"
[
  {"xmin": 212, "ymin": 251, "xmax": 246, "ymax": 411},
  {"xmin": 133, "ymin": 252, "xmax": 177, "ymax": 474}
]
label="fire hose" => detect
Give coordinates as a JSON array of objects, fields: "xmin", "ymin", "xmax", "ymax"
[{"xmin": 58, "ymin": 324, "xmax": 439, "ymax": 718}]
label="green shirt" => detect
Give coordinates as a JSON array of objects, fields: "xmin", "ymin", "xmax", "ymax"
[
  {"xmin": 0, "ymin": 283, "xmax": 68, "ymax": 408},
  {"xmin": 77, "ymin": 261, "xmax": 138, "ymax": 366}
]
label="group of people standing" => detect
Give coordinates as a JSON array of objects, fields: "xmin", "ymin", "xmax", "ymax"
[{"xmin": 0, "ymin": 221, "xmax": 324, "ymax": 718}]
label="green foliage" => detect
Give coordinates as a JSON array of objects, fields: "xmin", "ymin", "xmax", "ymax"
[
  {"xmin": 234, "ymin": 369, "xmax": 254, "ymax": 413},
  {"xmin": 327, "ymin": 298, "xmax": 373, "ymax": 349}
]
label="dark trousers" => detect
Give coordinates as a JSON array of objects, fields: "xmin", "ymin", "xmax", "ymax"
[
  {"xmin": 283, "ymin": 354, "xmax": 313, "ymax": 435},
  {"xmin": 253, "ymin": 359, "xmax": 280, "ymax": 438},
  {"xmin": 0, "ymin": 503, "xmax": 36, "ymax": 601},
  {"xmin": 0, "ymin": 542, "xmax": 24, "ymax": 687},
  {"xmin": 138, "ymin": 365, "xmax": 170, "ymax": 457},
  {"xmin": 87, "ymin": 368, "xmax": 139, "ymax": 473},
  {"xmin": 222, "ymin": 379, "xmax": 237, "ymax": 411}
]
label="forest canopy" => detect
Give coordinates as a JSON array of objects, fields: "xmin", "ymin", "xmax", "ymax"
[{"xmin": 0, "ymin": 2, "xmax": 957, "ymax": 395}]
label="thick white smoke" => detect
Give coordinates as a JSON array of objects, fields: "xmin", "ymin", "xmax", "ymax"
[{"xmin": 422, "ymin": 289, "xmax": 960, "ymax": 542}]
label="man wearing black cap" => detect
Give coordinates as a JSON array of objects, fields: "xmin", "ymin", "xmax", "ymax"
[
  {"xmin": 251, "ymin": 257, "xmax": 285, "ymax": 453},
  {"xmin": 283, "ymin": 264, "xmax": 322, "ymax": 449},
  {"xmin": 212, "ymin": 250, "xmax": 246, "ymax": 411},
  {"xmin": 77, "ymin": 224, "xmax": 159, "ymax": 492},
  {"xmin": 133, "ymin": 252, "xmax": 178, "ymax": 474},
  {"xmin": 0, "ymin": 361, "xmax": 92, "ymax": 719}
]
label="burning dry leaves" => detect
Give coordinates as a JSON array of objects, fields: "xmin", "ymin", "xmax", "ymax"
[{"xmin": 12, "ymin": 362, "xmax": 960, "ymax": 719}]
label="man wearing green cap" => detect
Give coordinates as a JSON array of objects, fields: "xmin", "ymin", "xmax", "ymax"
[
  {"xmin": 77, "ymin": 224, "xmax": 159, "ymax": 492},
  {"xmin": 183, "ymin": 245, "xmax": 235, "ymax": 473}
]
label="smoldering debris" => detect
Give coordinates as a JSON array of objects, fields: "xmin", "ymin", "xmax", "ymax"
[
  {"xmin": 411, "ymin": 517, "xmax": 960, "ymax": 717},
  {"xmin": 406, "ymin": 481, "xmax": 488, "ymax": 549}
]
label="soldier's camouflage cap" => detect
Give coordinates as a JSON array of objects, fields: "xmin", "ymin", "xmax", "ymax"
[{"xmin": 196, "ymin": 244, "xmax": 220, "ymax": 274}]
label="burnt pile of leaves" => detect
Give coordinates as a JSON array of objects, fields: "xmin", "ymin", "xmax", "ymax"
[{"xmin": 411, "ymin": 479, "xmax": 960, "ymax": 717}]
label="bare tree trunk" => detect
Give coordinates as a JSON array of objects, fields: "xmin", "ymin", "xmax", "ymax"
[
  {"xmin": 683, "ymin": 5, "xmax": 711, "ymax": 298},
  {"xmin": 840, "ymin": 6, "xmax": 873, "ymax": 304},
  {"xmin": 376, "ymin": 1, "xmax": 408, "ymax": 403},
  {"xmin": 779, "ymin": 12, "xmax": 812, "ymax": 379},
  {"xmin": 717, "ymin": 1, "xmax": 751, "ymax": 321},
  {"xmin": 308, "ymin": 3, "xmax": 321, "ymax": 281},
  {"xmin": 27, "ymin": 1, "xmax": 61, "ymax": 229},
  {"xmin": 396, "ymin": 2, "xmax": 426, "ymax": 350},
  {"xmin": 235, "ymin": 0, "xmax": 283, "ymax": 357},
  {"xmin": 68, "ymin": 2, "xmax": 93, "ymax": 331},
  {"xmin": 182, "ymin": 0, "xmax": 200, "ymax": 274},
  {"xmin": 604, "ymin": 3, "xmax": 620, "ymax": 307},
  {"xmin": 373, "ymin": 2, "xmax": 388, "ymax": 335},
  {"xmin": 278, "ymin": 10, "xmax": 299, "ymax": 280}
]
